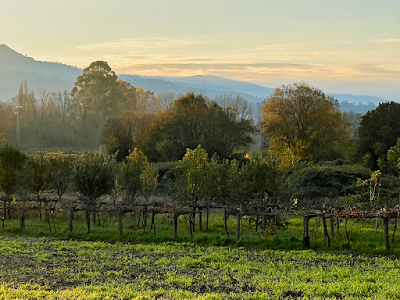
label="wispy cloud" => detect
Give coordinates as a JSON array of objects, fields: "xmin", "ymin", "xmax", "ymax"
[
  {"xmin": 77, "ymin": 37, "xmax": 207, "ymax": 51},
  {"xmin": 245, "ymin": 43, "xmax": 308, "ymax": 51},
  {"xmin": 368, "ymin": 38, "xmax": 400, "ymax": 43}
]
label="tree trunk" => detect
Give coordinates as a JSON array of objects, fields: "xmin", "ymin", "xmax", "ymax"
[
  {"xmin": 19, "ymin": 215, "xmax": 25, "ymax": 231},
  {"xmin": 2, "ymin": 200, "xmax": 5, "ymax": 227},
  {"xmin": 345, "ymin": 218, "xmax": 350, "ymax": 242},
  {"xmin": 262, "ymin": 215, "xmax": 266, "ymax": 231},
  {"xmin": 47, "ymin": 213, "xmax": 52, "ymax": 233},
  {"xmin": 173, "ymin": 213, "xmax": 178, "ymax": 241},
  {"xmin": 192, "ymin": 209, "xmax": 196, "ymax": 233},
  {"xmin": 383, "ymin": 216, "xmax": 390, "ymax": 252},
  {"xmin": 93, "ymin": 208, "xmax": 96, "ymax": 226},
  {"xmin": 118, "ymin": 210, "xmax": 123, "ymax": 235},
  {"xmin": 322, "ymin": 215, "xmax": 330, "ymax": 248},
  {"xmin": 206, "ymin": 207, "xmax": 209, "ymax": 231},
  {"xmin": 39, "ymin": 201, "xmax": 42, "ymax": 221},
  {"xmin": 151, "ymin": 212, "xmax": 156, "ymax": 234},
  {"xmin": 392, "ymin": 214, "xmax": 398, "ymax": 243},
  {"xmin": 223, "ymin": 209, "xmax": 230, "ymax": 238},
  {"xmin": 45, "ymin": 201, "xmax": 49, "ymax": 223},
  {"xmin": 137, "ymin": 212, "xmax": 141, "ymax": 229},
  {"xmin": 375, "ymin": 216, "xmax": 379, "ymax": 233},
  {"xmin": 199, "ymin": 209, "xmax": 203, "ymax": 231},
  {"xmin": 143, "ymin": 210, "xmax": 147, "ymax": 232},
  {"xmin": 303, "ymin": 216, "xmax": 310, "ymax": 249},
  {"xmin": 255, "ymin": 214, "xmax": 259, "ymax": 233},
  {"xmin": 86, "ymin": 210, "xmax": 91, "ymax": 234},
  {"xmin": 189, "ymin": 213, "xmax": 194, "ymax": 238},
  {"xmin": 330, "ymin": 217, "xmax": 335, "ymax": 236},
  {"xmin": 236, "ymin": 213, "xmax": 242, "ymax": 242},
  {"xmin": 68, "ymin": 205, "xmax": 74, "ymax": 232}
]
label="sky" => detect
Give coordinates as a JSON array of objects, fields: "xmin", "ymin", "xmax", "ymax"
[{"xmin": 0, "ymin": 0, "xmax": 399, "ymax": 100}]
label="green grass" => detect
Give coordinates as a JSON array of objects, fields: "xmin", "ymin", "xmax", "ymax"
[
  {"xmin": 1, "ymin": 235, "xmax": 400, "ymax": 299},
  {"xmin": 1, "ymin": 211, "xmax": 400, "ymax": 255}
]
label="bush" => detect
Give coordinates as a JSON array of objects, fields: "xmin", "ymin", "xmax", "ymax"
[{"xmin": 286, "ymin": 164, "xmax": 371, "ymax": 201}]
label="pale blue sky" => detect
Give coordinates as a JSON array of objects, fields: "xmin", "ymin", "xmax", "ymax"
[{"xmin": 1, "ymin": 0, "xmax": 399, "ymax": 99}]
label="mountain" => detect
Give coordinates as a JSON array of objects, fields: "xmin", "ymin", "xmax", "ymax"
[
  {"xmin": 120, "ymin": 74, "xmax": 265, "ymax": 103},
  {"xmin": 331, "ymin": 94, "xmax": 388, "ymax": 106},
  {"xmin": 0, "ymin": 44, "xmax": 389, "ymax": 114},
  {"xmin": 0, "ymin": 44, "xmax": 80, "ymax": 101}
]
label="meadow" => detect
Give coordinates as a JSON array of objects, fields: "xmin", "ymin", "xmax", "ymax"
[
  {"xmin": 1, "ymin": 232, "xmax": 400, "ymax": 300},
  {"xmin": 1, "ymin": 213, "xmax": 400, "ymax": 298}
]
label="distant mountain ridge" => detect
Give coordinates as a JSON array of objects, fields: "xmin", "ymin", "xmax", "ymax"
[{"xmin": 0, "ymin": 44, "xmax": 388, "ymax": 114}]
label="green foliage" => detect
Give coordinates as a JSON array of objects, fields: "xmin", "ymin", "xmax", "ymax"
[
  {"xmin": 71, "ymin": 61, "xmax": 126, "ymax": 147},
  {"xmin": 147, "ymin": 93, "xmax": 255, "ymax": 161},
  {"xmin": 43, "ymin": 152, "xmax": 75, "ymax": 200},
  {"xmin": 381, "ymin": 137, "xmax": 400, "ymax": 176},
  {"xmin": 117, "ymin": 148, "xmax": 157, "ymax": 201},
  {"xmin": 286, "ymin": 164, "xmax": 371, "ymax": 202},
  {"xmin": 200, "ymin": 155, "xmax": 230, "ymax": 204},
  {"xmin": 25, "ymin": 153, "xmax": 52, "ymax": 196},
  {"xmin": 171, "ymin": 145, "xmax": 209, "ymax": 206},
  {"xmin": 71, "ymin": 61, "xmax": 125, "ymax": 118},
  {"xmin": 0, "ymin": 143, "xmax": 26, "ymax": 197},
  {"xmin": 262, "ymin": 82, "xmax": 352, "ymax": 163},
  {"xmin": 245, "ymin": 154, "xmax": 284, "ymax": 200},
  {"xmin": 100, "ymin": 112, "xmax": 157, "ymax": 161},
  {"xmin": 358, "ymin": 101, "xmax": 400, "ymax": 169},
  {"xmin": 73, "ymin": 152, "xmax": 116, "ymax": 202}
]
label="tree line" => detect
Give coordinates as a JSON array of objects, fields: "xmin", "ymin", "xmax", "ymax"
[{"xmin": 0, "ymin": 61, "xmax": 256, "ymax": 159}]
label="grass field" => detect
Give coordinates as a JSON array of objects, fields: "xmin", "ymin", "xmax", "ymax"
[
  {"xmin": 2, "ymin": 213, "xmax": 400, "ymax": 298},
  {"xmin": 1, "ymin": 211, "xmax": 400, "ymax": 255},
  {"xmin": 2, "ymin": 234, "xmax": 400, "ymax": 299}
]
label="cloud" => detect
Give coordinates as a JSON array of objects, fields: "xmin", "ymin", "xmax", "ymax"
[
  {"xmin": 77, "ymin": 37, "xmax": 207, "ymax": 51},
  {"xmin": 368, "ymin": 38, "xmax": 400, "ymax": 43},
  {"xmin": 245, "ymin": 43, "xmax": 308, "ymax": 51}
]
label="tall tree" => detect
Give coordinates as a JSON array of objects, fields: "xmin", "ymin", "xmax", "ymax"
[
  {"xmin": 358, "ymin": 102, "xmax": 400, "ymax": 169},
  {"xmin": 71, "ymin": 61, "xmax": 126, "ymax": 146},
  {"xmin": 148, "ymin": 93, "xmax": 254, "ymax": 161},
  {"xmin": 262, "ymin": 82, "xmax": 351, "ymax": 163}
]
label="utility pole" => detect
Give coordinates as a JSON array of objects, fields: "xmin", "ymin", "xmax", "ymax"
[{"xmin": 15, "ymin": 105, "xmax": 22, "ymax": 146}]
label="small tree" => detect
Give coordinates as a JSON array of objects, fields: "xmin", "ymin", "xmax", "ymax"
[
  {"xmin": 0, "ymin": 144, "xmax": 26, "ymax": 223},
  {"xmin": 44, "ymin": 152, "xmax": 75, "ymax": 202},
  {"xmin": 117, "ymin": 148, "xmax": 157, "ymax": 234},
  {"xmin": 73, "ymin": 152, "xmax": 115, "ymax": 233},
  {"xmin": 25, "ymin": 153, "xmax": 53, "ymax": 221},
  {"xmin": 181, "ymin": 145, "xmax": 208, "ymax": 208},
  {"xmin": 118, "ymin": 148, "xmax": 149, "ymax": 201}
]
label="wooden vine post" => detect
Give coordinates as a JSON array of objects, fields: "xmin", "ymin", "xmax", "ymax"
[
  {"xmin": 383, "ymin": 216, "xmax": 390, "ymax": 252},
  {"xmin": 68, "ymin": 203, "xmax": 75, "ymax": 232},
  {"xmin": 322, "ymin": 214, "xmax": 331, "ymax": 248},
  {"xmin": 118, "ymin": 210, "xmax": 124, "ymax": 235},
  {"xmin": 236, "ymin": 204, "xmax": 244, "ymax": 242},
  {"xmin": 303, "ymin": 215, "xmax": 317, "ymax": 249},
  {"xmin": 236, "ymin": 212, "xmax": 242, "ymax": 241},
  {"xmin": 303, "ymin": 215, "xmax": 310, "ymax": 249},
  {"xmin": 173, "ymin": 212, "xmax": 178, "ymax": 241}
]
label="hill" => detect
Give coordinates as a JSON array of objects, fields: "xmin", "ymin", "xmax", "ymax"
[
  {"xmin": 0, "ymin": 44, "xmax": 79, "ymax": 101},
  {"xmin": 0, "ymin": 44, "xmax": 387, "ymax": 114}
]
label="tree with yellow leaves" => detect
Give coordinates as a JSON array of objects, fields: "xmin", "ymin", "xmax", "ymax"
[{"xmin": 262, "ymin": 82, "xmax": 351, "ymax": 164}]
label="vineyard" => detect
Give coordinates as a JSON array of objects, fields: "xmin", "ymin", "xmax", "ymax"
[
  {"xmin": 2, "ymin": 144, "xmax": 400, "ymax": 298},
  {"xmin": 1, "ymin": 146, "xmax": 400, "ymax": 253}
]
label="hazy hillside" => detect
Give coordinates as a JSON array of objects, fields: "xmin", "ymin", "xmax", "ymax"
[
  {"xmin": 0, "ymin": 45, "xmax": 79, "ymax": 101},
  {"xmin": 0, "ymin": 44, "xmax": 387, "ymax": 114},
  {"xmin": 120, "ymin": 74, "xmax": 264, "ymax": 103},
  {"xmin": 331, "ymin": 93, "xmax": 388, "ymax": 106}
]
